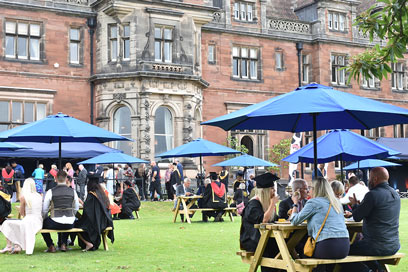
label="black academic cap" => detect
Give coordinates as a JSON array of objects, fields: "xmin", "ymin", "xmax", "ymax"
[
  {"xmin": 254, "ymin": 172, "xmax": 280, "ymax": 188},
  {"xmin": 237, "ymin": 170, "xmax": 244, "ymax": 176},
  {"xmin": 209, "ymin": 172, "xmax": 218, "ymax": 180}
]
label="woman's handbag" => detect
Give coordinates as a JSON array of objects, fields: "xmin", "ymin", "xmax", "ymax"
[
  {"xmin": 304, "ymin": 204, "xmax": 332, "ymax": 257},
  {"xmin": 237, "ymin": 201, "xmax": 245, "ymax": 215}
]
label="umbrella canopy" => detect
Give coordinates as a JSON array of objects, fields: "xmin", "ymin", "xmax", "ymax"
[
  {"xmin": 79, "ymin": 152, "xmax": 148, "ymax": 165},
  {"xmin": 344, "ymin": 159, "xmax": 402, "ymax": 170},
  {"xmin": 202, "ymin": 83, "xmax": 408, "ymax": 177},
  {"xmin": 377, "ymin": 138, "xmax": 408, "ymax": 160},
  {"xmin": 212, "ymin": 154, "xmax": 279, "ymax": 167},
  {"xmin": 156, "ymin": 138, "xmax": 241, "ymax": 175},
  {"xmin": 0, "ymin": 142, "xmax": 120, "ymax": 158},
  {"xmin": 156, "ymin": 138, "xmax": 241, "ymax": 158},
  {"xmin": 283, "ymin": 130, "xmax": 400, "ymax": 164},
  {"xmin": 0, "ymin": 142, "xmax": 30, "ymax": 151},
  {"xmin": 0, "ymin": 113, "xmax": 132, "ymax": 169}
]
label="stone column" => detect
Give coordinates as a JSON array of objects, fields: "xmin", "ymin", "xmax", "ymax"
[
  {"xmin": 139, "ymin": 89, "xmax": 152, "ymax": 161},
  {"xmin": 260, "ymin": 0, "xmax": 268, "ymax": 34}
]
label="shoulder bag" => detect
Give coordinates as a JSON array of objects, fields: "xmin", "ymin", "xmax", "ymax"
[{"xmin": 304, "ymin": 204, "xmax": 332, "ymax": 257}]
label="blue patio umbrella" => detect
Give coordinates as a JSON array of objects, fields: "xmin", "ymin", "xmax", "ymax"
[
  {"xmin": 213, "ymin": 154, "xmax": 279, "ymax": 167},
  {"xmin": 0, "ymin": 142, "xmax": 30, "ymax": 151},
  {"xmin": 0, "ymin": 142, "xmax": 120, "ymax": 158},
  {"xmin": 202, "ymin": 83, "xmax": 408, "ymax": 177},
  {"xmin": 0, "ymin": 113, "xmax": 132, "ymax": 169},
  {"xmin": 344, "ymin": 159, "xmax": 401, "ymax": 171},
  {"xmin": 282, "ymin": 129, "xmax": 400, "ymax": 179},
  {"xmin": 78, "ymin": 152, "xmax": 148, "ymax": 165},
  {"xmin": 156, "ymin": 138, "xmax": 241, "ymax": 175}
]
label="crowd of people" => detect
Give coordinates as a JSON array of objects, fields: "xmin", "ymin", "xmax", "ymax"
[{"xmin": 239, "ymin": 167, "xmax": 401, "ymax": 272}]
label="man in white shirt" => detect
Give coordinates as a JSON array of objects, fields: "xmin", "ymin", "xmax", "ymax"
[
  {"xmin": 341, "ymin": 176, "xmax": 369, "ymax": 205},
  {"xmin": 41, "ymin": 170, "xmax": 79, "ymax": 253}
]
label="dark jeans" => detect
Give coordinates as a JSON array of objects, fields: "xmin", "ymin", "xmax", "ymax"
[
  {"xmin": 41, "ymin": 217, "xmax": 74, "ymax": 247},
  {"xmin": 165, "ymin": 182, "xmax": 174, "ymax": 200},
  {"xmin": 77, "ymin": 183, "xmax": 86, "ymax": 201},
  {"xmin": 150, "ymin": 181, "xmax": 162, "ymax": 200},
  {"xmin": 341, "ymin": 239, "xmax": 391, "ymax": 272}
]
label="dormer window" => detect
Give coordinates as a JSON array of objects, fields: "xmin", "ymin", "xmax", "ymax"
[
  {"xmin": 328, "ymin": 12, "xmax": 346, "ymax": 32},
  {"xmin": 234, "ymin": 1, "xmax": 255, "ymax": 22}
]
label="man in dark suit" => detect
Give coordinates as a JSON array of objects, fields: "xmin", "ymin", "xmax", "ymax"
[
  {"xmin": 278, "ymin": 179, "xmax": 308, "ymax": 220},
  {"xmin": 174, "ymin": 178, "xmax": 194, "ymax": 222}
]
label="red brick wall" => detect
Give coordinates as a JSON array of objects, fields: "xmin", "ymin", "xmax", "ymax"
[
  {"xmin": 0, "ymin": 8, "xmax": 91, "ymax": 122},
  {"xmin": 201, "ymin": 30, "xmax": 408, "ymax": 179}
]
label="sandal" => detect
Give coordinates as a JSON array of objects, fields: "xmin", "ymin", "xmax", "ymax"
[
  {"xmin": 0, "ymin": 246, "xmax": 12, "ymax": 254},
  {"xmin": 10, "ymin": 245, "xmax": 21, "ymax": 254}
]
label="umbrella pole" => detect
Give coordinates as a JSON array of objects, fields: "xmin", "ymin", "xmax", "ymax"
[
  {"xmin": 312, "ymin": 113, "xmax": 318, "ymax": 179},
  {"xmin": 340, "ymin": 154, "xmax": 344, "ymax": 182},
  {"xmin": 200, "ymin": 155, "xmax": 203, "ymax": 187},
  {"xmin": 58, "ymin": 137, "xmax": 62, "ymax": 170}
]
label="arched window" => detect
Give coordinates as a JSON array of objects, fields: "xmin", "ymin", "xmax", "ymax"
[
  {"xmin": 241, "ymin": 136, "xmax": 253, "ymax": 155},
  {"xmin": 154, "ymin": 106, "xmax": 173, "ymax": 156},
  {"xmin": 113, "ymin": 106, "xmax": 132, "ymax": 155}
]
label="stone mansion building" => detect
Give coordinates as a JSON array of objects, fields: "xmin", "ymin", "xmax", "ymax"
[{"xmin": 0, "ymin": 0, "xmax": 407, "ymax": 180}]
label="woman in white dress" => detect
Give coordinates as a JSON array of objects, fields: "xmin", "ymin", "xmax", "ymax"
[{"xmin": 0, "ymin": 178, "xmax": 43, "ymax": 254}]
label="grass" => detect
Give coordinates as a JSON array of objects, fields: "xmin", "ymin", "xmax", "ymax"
[{"xmin": 0, "ymin": 200, "xmax": 407, "ymax": 272}]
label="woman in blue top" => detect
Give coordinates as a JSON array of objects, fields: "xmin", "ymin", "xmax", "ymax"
[
  {"xmin": 290, "ymin": 177, "xmax": 349, "ymax": 259},
  {"xmin": 31, "ymin": 164, "xmax": 44, "ymax": 194}
]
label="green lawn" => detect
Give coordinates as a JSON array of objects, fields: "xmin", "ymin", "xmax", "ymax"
[{"xmin": 0, "ymin": 199, "xmax": 407, "ymax": 272}]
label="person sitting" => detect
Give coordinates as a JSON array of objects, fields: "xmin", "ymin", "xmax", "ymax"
[
  {"xmin": 1, "ymin": 165, "xmax": 15, "ymax": 198},
  {"xmin": 233, "ymin": 170, "xmax": 245, "ymax": 193},
  {"xmin": 75, "ymin": 175, "xmax": 114, "ymax": 251},
  {"xmin": 119, "ymin": 181, "xmax": 140, "ymax": 219},
  {"xmin": 202, "ymin": 172, "xmax": 227, "ymax": 222},
  {"xmin": 100, "ymin": 183, "xmax": 121, "ymax": 220},
  {"xmin": 342, "ymin": 167, "xmax": 400, "ymax": 272},
  {"xmin": 240, "ymin": 172, "xmax": 280, "ymax": 272},
  {"xmin": 290, "ymin": 177, "xmax": 349, "ymax": 262},
  {"xmin": 331, "ymin": 180, "xmax": 352, "ymax": 212},
  {"xmin": 45, "ymin": 164, "xmax": 58, "ymax": 191},
  {"xmin": 233, "ymin": 182, "xmax": 248, "ymax": 207},
  {"xmin": 41, "ymin": 170, "xmax": 80, "ymax": 253},
  {"xmin": 196, "ymin": 178, "xmax": 211, "ymax": 208},
  {"xmin": 0, "ymin": 190, "xmax": 11, "ymax": 225},
  {"xmin": 0, "ymin": 178, "xmax": 42, "ymax": 254},
  {"xmin": 340, "ymin": 176, "xmax": 369, "ymax": 205},
  {"xmin": 278, "ymin": 179, "xmax": 308, "ymax": 220},
  {"xmin": 174, "ymin": 178, "xmax": 195, "ymax": 222}
]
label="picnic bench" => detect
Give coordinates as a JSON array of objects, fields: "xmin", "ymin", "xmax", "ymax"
[
  {"xmin": 173, "ymin": 195, "xmax": 236, "ymax": 224},
  {"xmin": 237, "ymin": 221, "xmax": 405, "ymax": 272},
  {"xmin": 38, "ymin": 227, "xmax": 113, "ymax": 251}
]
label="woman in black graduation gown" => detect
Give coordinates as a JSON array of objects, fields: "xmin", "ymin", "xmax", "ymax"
[
  {"xmin": 240, "ymin": 173, "xmax": 280, "ymax": 272},
  {"xmin": 75, "ymin": 175, "xmax": 114, "ymax": 251},
  {"xmin": 119, "ymin": 180, "xmax": 140, "ymax": 219}
]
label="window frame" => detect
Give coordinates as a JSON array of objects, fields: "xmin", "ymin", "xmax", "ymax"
[
  {"xmin": 232, "ymin": 46, "xmax": 259, "ymax": 80},
  {"xmin": 208, "ymin": 44, "xmax": 216, "ymax": 64},
  {"xmin": 108, "ymin": 24, "xmax": 118, "ymax": 62},
  {"xmin": 5, "ymin": 20, "xmax": 41, "ymax": 61},
  {"xmin": 69, "ymin": 27, "xmax": 81, "ymax": 65},
  {"xmin": 154, "ymin": 26, "xmax": 173, "ymax": 63},
  {"xmin": 0, "ymin": 100, "xmax": 47, "ymax": 132},
  {"xmin": 302, "ymin": 54, "xmax": 310, "ymax": 83},
  {"xmin": 331, "ymin": 54, "xmax": 347, "ymax": 86},
  {"xmin": 391, "ymin": 62, "xmax": 405, "ymax": 90},
  {"xmin": 233, "ymin": 1, "xmax": 255, "ymax": 22},
  {"xmin": 328, "ymin": 12, "xmax": 347, "ymax": 32},
  {"xmin": 275, "ymin": 51, "xmax": 284, "ymax": 70},
  {"xmin": 122, "ymin": 24, "xmax": 130, "ymax": 61}
]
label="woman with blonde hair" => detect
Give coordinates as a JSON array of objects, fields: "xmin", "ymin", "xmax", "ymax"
[
  {"xmin": 240, "ymin": 173, "xmax": 280, "ymax": 272},
  {"xmin": 65, "ymin": 162, "xmax": 75, "ymax": 189},
  {"xmin": 0, "ymin": 178, "xmax": 43, "ymax": 254},
  {"xmin": 291, "ymin": 177, "xmax": 349, "ymax": 260}
]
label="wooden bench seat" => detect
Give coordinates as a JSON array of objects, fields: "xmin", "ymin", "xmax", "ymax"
[
  {"xmin": 237, "ymin": 250, "xmax": 404, "ymax": 271},
  {"xmin": 38, "ymin": 227, "xmax": 113, "ymax": 251}
]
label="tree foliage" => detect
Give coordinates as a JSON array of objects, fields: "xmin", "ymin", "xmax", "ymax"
[
  {"xmin": 347, "ymin": 0, "xmax": 408, "ymax": 82},
  {"xmin": 225, "ymin": 136, "xmax": 249, "ymax": 156},
  {"xmin": 268, "ymin": 139, "xmax": 291, "ymax": 177}
]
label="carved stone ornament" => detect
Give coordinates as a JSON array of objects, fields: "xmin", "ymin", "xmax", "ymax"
[
  {"xmin": 144, "ymin": 134, "xmax": 151, "ymax": 145},
  {"xmin": 145, "ymin": 147, "xmax": 151, "ymax": 154},
  {"xmin": 268, "ymin": 19, "xmax": 310, "ymax": 34},
  {"xmin": 213, "ymin": 12, "xmax": 221, "ymax": 22},
  {"xmin": 113, "ymin": 93, "xmax": 126, "ymax": 101},
  {"xmin": 185, "ymin": 103, "xmax": 192, "ymax": 110},
  {"xmin": 162, "ymin": 94, "xmax": 170, "ymax": 103},
  {"xmin": 145, "ymin": 112, "xmax": 150, "ymax": 121},
  {"xmin": 144, "ymin": 100, "xmax": 150, "ymax": 110},
  {"xmin": 145, "ymin": 125, "xmax": 150, "ymax": 132}
]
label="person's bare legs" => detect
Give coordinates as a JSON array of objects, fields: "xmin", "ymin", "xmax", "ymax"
[{"xmin": 78, "ymin": 234, "xmax": 93, "ymax": 251}]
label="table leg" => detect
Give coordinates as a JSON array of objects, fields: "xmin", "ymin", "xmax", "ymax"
[
  {"xmin": 286, "ymin": 229, "xmax": 307, "ymax": 259},
  {"xmin": 249, "ymin": 228, "xmax": 272, "ymax": 272},
  {"xmin": 173, "ymin": 198, "xmax": 180, "ymax": 223},
  {"xmin": 181, "ymin": 198, "xmax": 191, "ymax": 224},
  {"xmin": 273, "ymin": 230, "xmax": 297, "ymax": 272}
]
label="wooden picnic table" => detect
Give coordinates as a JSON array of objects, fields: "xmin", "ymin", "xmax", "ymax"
[
  {"xmin": 173, "ymin": 195, "xmax": 236, "ymax": 224},
  {"xmin": 238, "ymin": 221, "xmax": 404, "ymax": 272}
]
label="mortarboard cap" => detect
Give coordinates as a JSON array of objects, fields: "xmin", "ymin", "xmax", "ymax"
[
  {"xmin": 254, "ymin": 172, "xmax": 280, "ymax": 188},
  {"xmin": 237, "ymin": 170, "xmax": 244, "ymax": 177}
]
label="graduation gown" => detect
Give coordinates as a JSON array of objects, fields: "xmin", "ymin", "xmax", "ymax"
[
  {"xmin": 233, "ymin": 179, "xmax": 246, "ymax": 192},
  {"xmin": 121, "ymin": 188, "xmax": 140, "ymax": 216},
  {"xmin": 202, "ymin": 182, "xmax": 227, "ymax": 210},
  {"xmin": 75, "ymin": 192, "xmax": 114, "ymax": 250},
  {"xmin": 240, "ymin": 199, "xmax": 278, "ymax": 254},
  {"xmin": 0, "ymin": 193, "xmax": 11, "ymax": 224}
]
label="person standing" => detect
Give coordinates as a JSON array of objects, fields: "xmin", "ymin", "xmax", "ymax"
[
  {"xmin": 135, "ymin": 164, "xmax": 147, "ymax": 200},
  {"xmin": 0, "ymin": 178, "xmax": 43, "ymax": 254},
  {"xmin": 64, "ymin": 163, "xmax": 75, "ymax": 190},
  {"xmin": 1, "ymin": 166, "xmax": 15, "ymax": 197},
  {"xmin": 150, "ymin": 161, "xmax": 162, "ymax": 201},
  {"xmin": 41, "ymin": 171, "xmax": 79, "ymax": 253},
  {"xmin": 32, "ymin": 164, "xmax": 45, "ymax": 195},
  {"xmin": 46, "ymin": 164, "xmax": 58, "ymax": 191},
  {"xmin": 219, "ymin": 166, "xmax": 229, "ymax": 194},
  {"xmin": 105, "ymin": 166, "xmax": 115, "ymax": 196},
  {"xmin": 164, "ymin": 163, "xmax": 174, "ymax": 201},
  {"xmin": 233, "ymin": 171, "xmax": 246, "ymax": 193},
  {"xmin": 170, "ymin": 162, "xmax": 181, "ymax": 187},
  {"xmin": 343, "ymin": 167, "xmax": 400, "ymax": 272},
  {"xmin": 176, "ymin": 159, "xmax": 184, "ymax": 180},
  {"xmin": 77, "ymin": 164, "xmax": 88, "ymax": 201}
]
